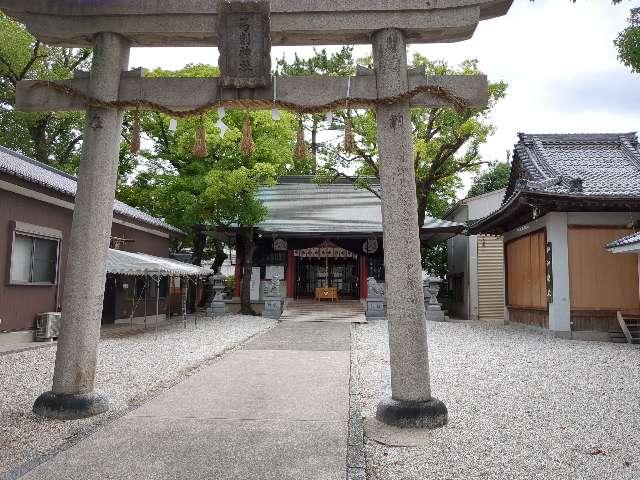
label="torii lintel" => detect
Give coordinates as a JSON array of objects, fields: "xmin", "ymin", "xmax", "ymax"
[{"xmin": 0, "ymin": 0, "xmax": 513, "ymax": 47}]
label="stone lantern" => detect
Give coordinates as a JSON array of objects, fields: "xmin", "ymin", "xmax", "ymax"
[
  {"xmin": 425, "ymin": 277, "xmax": 447, "ymax": 322},
  {"xmin": 206, "ymin": 272, "xmax": 227, "ymax": 317}
]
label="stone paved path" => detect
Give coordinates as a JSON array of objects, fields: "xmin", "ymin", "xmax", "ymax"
[{"xmin": 21, "ymin": 321, "xmax": 351, "ymax": 480}]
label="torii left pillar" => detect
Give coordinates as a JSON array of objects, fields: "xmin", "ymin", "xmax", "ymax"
[{"xmin": 33, "ymin": 33, "xmax": 130, "ymax": 420}]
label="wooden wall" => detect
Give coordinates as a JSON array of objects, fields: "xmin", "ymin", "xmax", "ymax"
[
  {"xmin": 508, "ymin": 307, "xmax": 549, "ymax": 329},
  {"xmin": 506, "ymin": 230, "xmax": 547, "ymax": 309},
  {"xmin": 568, "ymin": 227, "xmax": 639, "ymax": 312}
]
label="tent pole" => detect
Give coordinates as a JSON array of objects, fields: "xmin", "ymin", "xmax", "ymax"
[
  {"xmin": 155, "ymin": 275, "xmax": 160, "ymax": 338},
  {"xmin": 183, "ymin": 276, "xmax": 187, "ymax": 329},
  {"xmin": 130, "ymin": 275, "xmax": 134, "ymax": 327},
  {"xmin": 144, "ymin": 276, "xmax": 147, "ymax": 329}
]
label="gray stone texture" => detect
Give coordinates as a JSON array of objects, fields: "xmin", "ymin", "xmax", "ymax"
[
  {"xmin": 262, "ymin": 297, "xmax": 282, "ymax": 319},
  {"xmin": 217, "ymin": 0, "xmax": 272, "ymax": 88},
  {"xmin": 373, "ymin": 28, "xmax": 432, "ymax": 403},
  {"xmin": 0, "ymin": 1, "xmax": 513, "ymax": 47},
  {"xmin": 21, "ymin": 321, "xmax": 351, "ymax": 480},
  {"xmin": 22, "ymin": 417, "xmax": 346, "ymax": 480},
  {"xmin": 364, "ymin": 417, "xmax": 437, "ymax": 447},
  {"xmin": 50, "ymin": 33, "xmax": 130, "ymax": 399},
  {"xmin": 243, "ymin": 321, "xmax": 350, "ymax": 351},
  {"xmin": 16, "ymin": 74, "xmax": 489, "ymax": 113}
]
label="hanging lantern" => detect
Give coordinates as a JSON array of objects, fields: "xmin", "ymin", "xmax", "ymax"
[
  {"xmin": 240, "ymin": 114, "xmax": 255, "ymax": 156},
  {"xmin": 192, "ymin": 116, "xmax": 208, "ymax": 158}
]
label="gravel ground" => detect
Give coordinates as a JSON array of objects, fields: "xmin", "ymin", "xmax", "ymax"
[
  {"xmin": 0, "ymin": 315, "xmax": 275, "ymax": 475},
  {"xmin": 353, "ymin": 319, "xmax": 640, "ymax": 480}
]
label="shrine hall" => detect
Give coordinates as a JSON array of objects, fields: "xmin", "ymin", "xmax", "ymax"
[{"xmin": 224, "ymin": 176, "xmax": 464, "ymax": 303}]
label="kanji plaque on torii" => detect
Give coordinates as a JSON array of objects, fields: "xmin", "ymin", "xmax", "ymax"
[{"xmin": 0, "ymin": 0, "xmax": 513, "ymax": 427}]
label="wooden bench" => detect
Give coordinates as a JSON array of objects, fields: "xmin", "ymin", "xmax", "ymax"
[
  {"xmin": 616, "ymin": 311, "xmax": 640, "ymax": 344},
  {"xmin": 315, "ymin": 287, "xmax": 338, "ymax": 302}
]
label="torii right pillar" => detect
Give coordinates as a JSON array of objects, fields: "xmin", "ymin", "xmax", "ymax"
[{"xmin": 373, "ymin": 28, "xmax": 447, "ymax": 429}]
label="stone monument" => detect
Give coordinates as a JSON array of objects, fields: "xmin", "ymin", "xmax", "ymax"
[
  {"xmin": 2, "ymin": 0, "xmax": 513, "ymax": 424},
  {"xmin": 263, "ymin": 274, "xmax": 283, "ymax": 320},
  {"xmin": 366, "ymin": 277, "xmax": 385, "ymax": 320}
]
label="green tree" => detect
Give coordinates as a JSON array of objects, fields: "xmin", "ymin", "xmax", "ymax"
[
  {"xmin": 467, "ymin": 161, "xmax": 511, "ymax": 197},
  {"xmin": 317, "ymin": 54, "xmax": 507, "ymax": 227},
  {"xmin": 276, "ymin": 47, "xmax": 356, "ymax": 165},
  {"xmin": 615, "ymin": 7, "xmax": 640, "ymax": 73},
  {"xmin": 201, "ymin": 165, "xmax": 277, "ymax": 314},
  {"xmin": 0, "ymin": 12, "xmax": 91, "ymax": 171},
  {"xmin": 117, "ymin": 63, "xmax": 314, "ymax": 312}
]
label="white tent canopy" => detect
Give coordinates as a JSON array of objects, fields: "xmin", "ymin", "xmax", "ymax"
[{"xmin": 106, "ymin": 249, "xmax": 211, "ymax": 277}]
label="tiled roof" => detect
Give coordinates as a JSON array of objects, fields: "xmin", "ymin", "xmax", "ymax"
[
  {"xmin": 507, "ymin": 133, "xmax": 640, "ymax": 199},
  {"xmin": 0, "ymin": 146, "xmax": 183, "ymax": 235},
  {"xmin": 468, "ymin": 133, "xmax": 640, "ymax": 235},
  {"xmin": 607, "ymin": 231, "xmax": 640, "ymax": 250},
  {"xmin": 256, "ymin": 178, "xmax": 462, "ymax": 235}
]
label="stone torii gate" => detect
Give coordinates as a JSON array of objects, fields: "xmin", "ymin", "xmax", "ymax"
[{"xmin": 1, "ymin": 1, "xmax": 512, "ymax": 425}]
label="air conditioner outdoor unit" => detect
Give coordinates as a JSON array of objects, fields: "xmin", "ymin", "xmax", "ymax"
[{"xmin": 35, "ymin": 312, "xmax": 61, "ymax": 341}]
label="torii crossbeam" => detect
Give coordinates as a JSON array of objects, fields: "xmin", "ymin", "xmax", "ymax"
[{"xmin": 1, "ymin": 0, "xmax": 513, "ymax": 426}]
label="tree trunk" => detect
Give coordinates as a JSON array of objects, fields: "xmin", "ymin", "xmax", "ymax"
[
  {"xmin": 239, "ymin": 228, "xmax": 257, "ymax": 316},
  {"xmin": 211, "ymin": 239, "xmax": 228, "ymax": 274},
  {"xmin": 416, "ymin": 189, "xmax": 429, "ymax": 228},
  {"xmin": 191, "ymin": 224, "xmax": 206, "ymax": 266},
  {"xmin": 28, "ymin": 116, "xmax": 50, "ymax": 165}
]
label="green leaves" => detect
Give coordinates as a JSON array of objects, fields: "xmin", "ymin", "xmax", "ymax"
[
  {"xmin": 615, "ymin": 8, "xmax": 640, "ymax": 73},
  {"xmin": 203, "ymin": 164, "xmax": 277, "ymax": 227},
  {"xmin": 0, "ymin": 13, "xmax": 92, "ymax": 169},
  {"xmin": 467, "ymin": 161, "xmax": 512, "ymax": 198}
]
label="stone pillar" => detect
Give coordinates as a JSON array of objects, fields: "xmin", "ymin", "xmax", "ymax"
[
  {"xmin": 372, "ymin": 28, "xmax": 447, "ymax": 429},
  {"xmin": 546, "ymin": 212, "xmax": 571, "ymax": 335},
  {"xmin": 33, "ymin": 33, "xmax": 130, "ymax": 420}
]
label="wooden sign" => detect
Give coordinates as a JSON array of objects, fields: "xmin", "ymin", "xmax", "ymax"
[{"xmin": 217, "ymin": 1, "xmax": 272, "ymax": 88}]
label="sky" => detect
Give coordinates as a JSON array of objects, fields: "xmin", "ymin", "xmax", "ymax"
[{"xmin": 129, "ymin": 0, "xmax": 640, "ymax": 196}]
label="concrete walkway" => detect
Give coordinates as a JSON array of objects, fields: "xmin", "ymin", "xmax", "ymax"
[{"xmin": 21, "ymin": 322, "xmax": 351, "ymax": 480}]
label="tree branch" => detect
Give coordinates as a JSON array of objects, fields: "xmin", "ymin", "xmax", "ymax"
[{"xmin": 18, "ymin": 41, "xmax": 46, "ymax": 80}]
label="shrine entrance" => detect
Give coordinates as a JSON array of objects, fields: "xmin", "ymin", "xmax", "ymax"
[
  {"xmin": 293, "ymin": 241, "xmax": 359, "ymax": 300},
  {"xmin": 296, "ymin": 258, "xmax": 358, "ymax": 300}
]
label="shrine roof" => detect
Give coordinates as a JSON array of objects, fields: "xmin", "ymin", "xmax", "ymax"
[
  {"xmin": 607, "ymin": 231, "xmax": 640, "ymax": 254},
  {"xmin": 0, "ymin": 146, "xmax": 184, "ymax": 236},
  {"xmin": 255, "ymin": 177, "xmax": 463, "ymax": 241},
  {"xmin": 468, "ymin": 133, "xmax": 640, "ymax": 234}
]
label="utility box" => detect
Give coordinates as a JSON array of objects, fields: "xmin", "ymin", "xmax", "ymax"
[{"xmin": 35, "ymin": 312, "xmax": 61, "ymax": 341}]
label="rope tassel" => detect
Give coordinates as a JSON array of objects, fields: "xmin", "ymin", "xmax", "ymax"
[
  {"xmin": 240, "ymin": 114, "xmax": 255, "ymax": 156},
  {"xmin": 344, "ymin": 113, "xmax": 355, "ymax": 154},
  {"xmin": 192, "ymin": 116, "xmax": 208, "ymax": 158},
  {"xmin": 130, "ymin": 108, "xmax": 141, "ymax": 154},
  {"xmin": 294, "ymin": 116, "xmax": 308, "ymax": 160}
]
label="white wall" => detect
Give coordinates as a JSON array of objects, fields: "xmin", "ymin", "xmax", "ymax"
[{"xmin": 446, "ymin": 189, "xmax": 505, "ymax": 320}]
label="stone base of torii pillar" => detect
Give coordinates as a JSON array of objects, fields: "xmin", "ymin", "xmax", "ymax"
[{"xmin": 372, "ymin": 29, "xmax": 447, "ymax": 430}]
